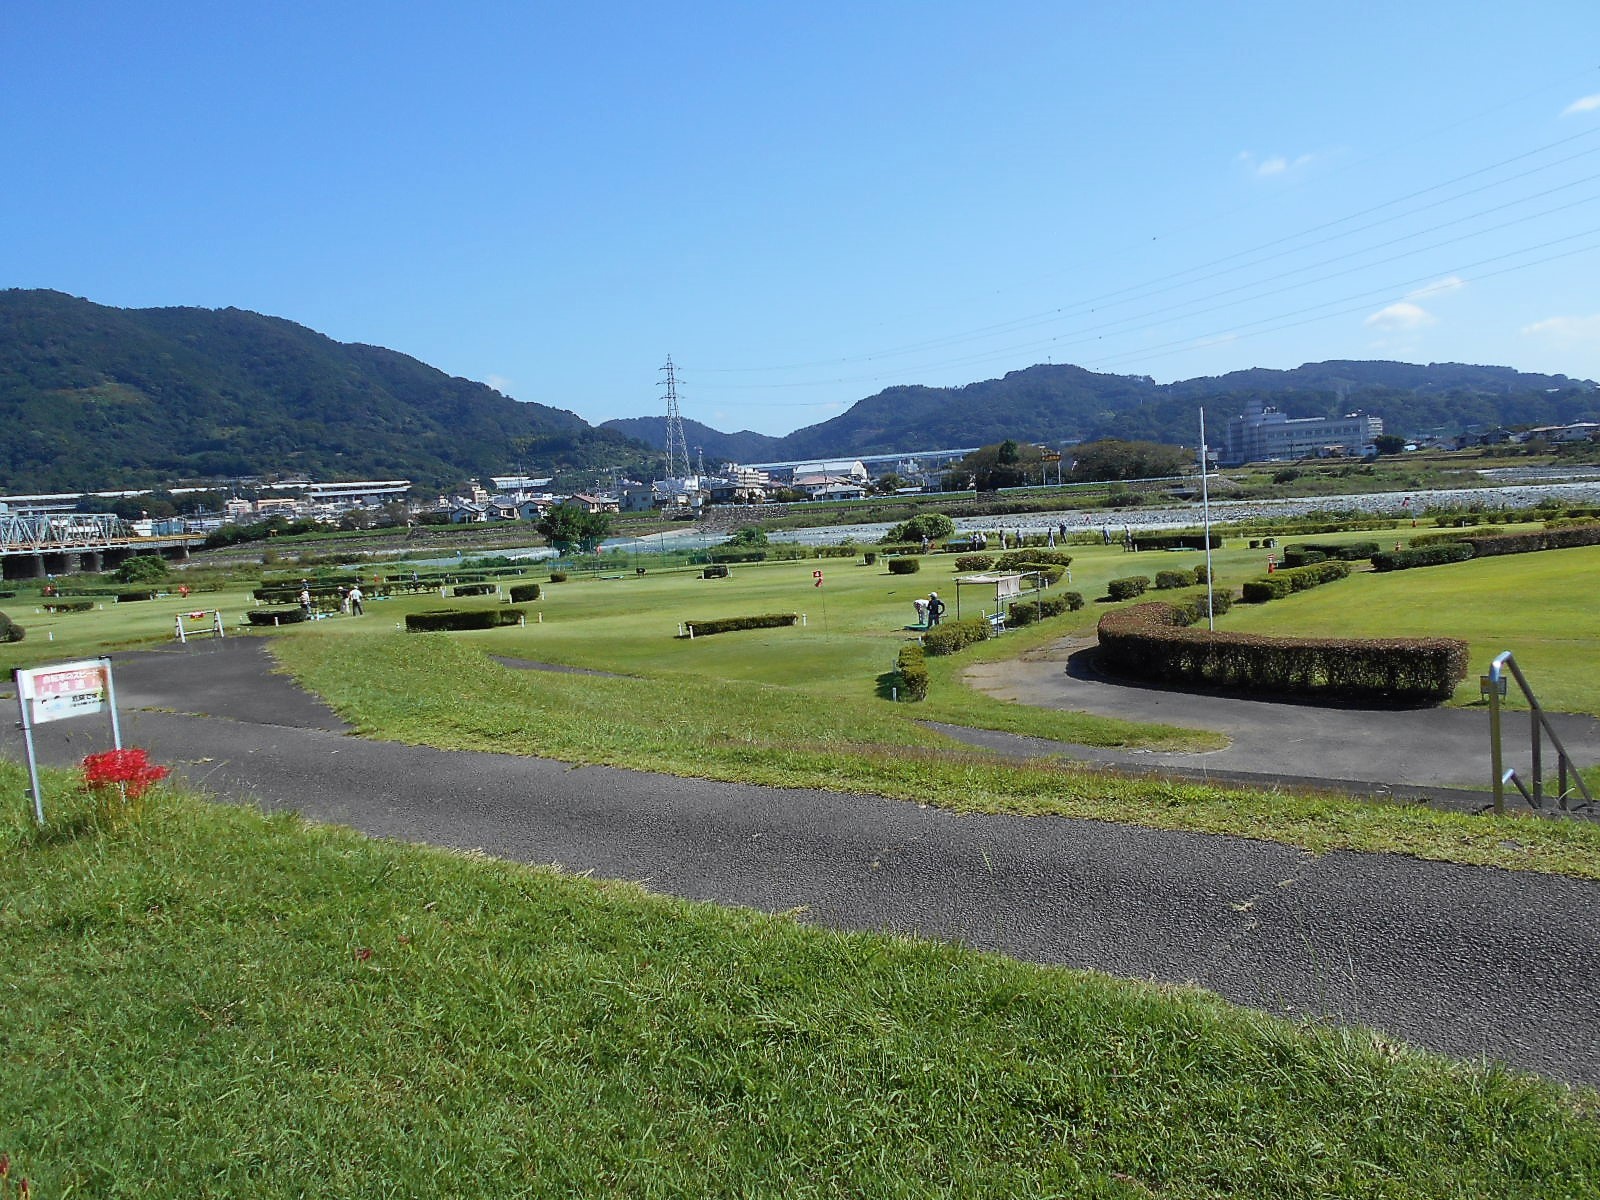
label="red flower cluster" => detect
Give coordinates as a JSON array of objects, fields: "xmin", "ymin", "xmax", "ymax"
[{"xmin": 81, "ymin": 747, "xmax": 171, "ymax": 800}]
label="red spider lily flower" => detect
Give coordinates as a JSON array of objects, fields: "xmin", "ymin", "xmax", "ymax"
[
  {"xmin": 81, "ymin": 747, "xmax": 171, "ymax": 800},
  {"xmin": 354, "ymin": 947, "xmax": 373, "ymax": 962},
  {"xmin": 0, "ymin": 1152, "xmax": 9, "ymax": 1178}
]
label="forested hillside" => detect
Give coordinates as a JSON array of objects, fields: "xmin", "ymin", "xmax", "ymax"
[{"xmin": 0, "ymin": 290, "xmax": 647, "ymax": 491}]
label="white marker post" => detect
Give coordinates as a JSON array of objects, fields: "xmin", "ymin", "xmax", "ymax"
[{"xmin": 13, "ymin": 657, "xmax": 123, "ymax": 825}]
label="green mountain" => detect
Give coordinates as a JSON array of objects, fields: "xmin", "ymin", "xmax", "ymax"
[
  {"xmin": 599, "ymin": 416, "xmax": 782, "ymax": 466},
  {"xmin": 614, "ymin": 361, "xmax": 1598, "ymax": 464},
  {"xmin": 0, "ymin": 289, "xmax": 647, "ymax": 492}
]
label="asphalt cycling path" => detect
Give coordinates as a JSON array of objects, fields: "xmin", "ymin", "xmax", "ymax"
[{"xmin": 8, "ymin": 638, "xmax": 1599, "ymax": 1087}]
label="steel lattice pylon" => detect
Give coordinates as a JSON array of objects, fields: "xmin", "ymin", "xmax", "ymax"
[{"xmin": 659, "ymin": 355, "xmax": 691, "ymax": 480}]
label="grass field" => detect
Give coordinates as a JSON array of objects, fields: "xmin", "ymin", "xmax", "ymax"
[{"xmin": 3, "ymin": 770, "xmax": 1596, "ymax": 1199}]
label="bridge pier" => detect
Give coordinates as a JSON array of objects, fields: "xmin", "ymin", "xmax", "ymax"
[
  {"xmin": 2, "ymin": 553, "xmax": 45, "ymax": 581},
  {"xmin": 44, "ymin": 552, "xmax": 83, "ymax": 576},
  {"xmin": 80, "ymin": 550, "xmax": 104, "ymax": 572}
]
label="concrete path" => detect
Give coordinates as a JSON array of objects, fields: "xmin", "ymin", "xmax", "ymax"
[
  {"xmin": 958, "ymin": 637, "xmax": 1600, "ymax": 813},
  {"xmin": 7, "ymin": 638, "xmax": 1600, "ymax": 1087}
]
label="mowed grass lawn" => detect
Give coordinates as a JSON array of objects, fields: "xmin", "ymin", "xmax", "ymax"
[
  {"xmin": 4, "ymin": 772, "xmax": 1597, "ymax": 1199},
  {"xmin": 1215, "ymin": 542, "xmax": 1600, "ymax": 714}
]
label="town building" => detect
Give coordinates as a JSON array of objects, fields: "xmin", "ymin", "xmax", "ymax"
[{"xmin": 1220, "ymin": 399, "xmax": 1382, "ymax": 465}]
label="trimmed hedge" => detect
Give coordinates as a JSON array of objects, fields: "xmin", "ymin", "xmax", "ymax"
[
  {"xmin": 1131, "ymin": 532, "xmax": 1220, "ymax": 551},
  {"xmin": 862, "ymin": 552, "xmax": 877, "ymax": 565},
  {"xmin": 1005, "ymin": 591, "xmax": 1085, "ymax": 627},
  {"xmin": 702, "ymin": 565, "xmax": 730, "ymax": 579},
  {"xmin": 452, "ymin": 583, "xmax": 497, "ymax": 597},
  {"xmin": 895, "ymin": 643, "xmax": 929, "ymax": 701},
  {"xmin": 1462, "ymin": 522, "xmax": 1600, "ymax": 558},
  {"xmin": 1285, "ymin": 540, "xmax": 1381, "ymax": 563},
  {"xmin": 1239, "ymin": 559, "xmax": 1351, "ymax": 602},
  {"xmin": 246, "ymin": 607, "xmax": 310, "ymax": 626},
  {"xmin": 954, "ymin": 555, "xmax": 995, "ymax": 572},
  {"xmin": 706, "ymin": 549, "xmax": 767, "ymax": 564},
  {"xmin": 508, "ymin": 583, "xmax": 542, "ymax": 602},
  {"xmin": 1154, "ymin": 569, "xmax": 1193, "ymax": 590},
  {"xmin": 549, "ymin": 571, "xmax": 569, "ymax": 583},
  {"xmin": 0, "ymin": 610, "xmax": 23, "ymax": 643},
  {"xmin": 406, "ymin": 608, "xmax": 528, "ymax": 632},
  {"xmin": 683, "ymin": 613, "xmax": 799, "ymax": 637},
  {"xmin": 887, "ymin": 557, "xmax": 922, "ymax": 575},
  {"xmin": 1097, "ymin": 602, "xmax": 1468, "ymax": 703},
  {"xmin": 1107, "ymin": 576, "xmax": 1151, "ymax": 601},
  {"xmin": 921, "ymin": 617, "xmax": 991, "ymax": 656},
  {"xmin": 42, "ymin": 599, "xmax": 94, "ymax": 613},
  {"xmin": 1370, "ymin": 543, "xmax": 1475, "ymax": 572},
  {"xmin": 993, "ymin": 549, "xmax": 1073, "ymax": 571},
  {"xmin": 116, "ymin": 591, "xmax": 157, "ymax": 602}
]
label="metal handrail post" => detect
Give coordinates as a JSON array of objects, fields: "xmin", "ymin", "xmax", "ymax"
[{"xmin": 1487, "ymin": 656, "xmax": 1506, "ymax": 815}]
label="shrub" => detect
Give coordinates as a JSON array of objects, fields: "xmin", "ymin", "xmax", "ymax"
[
  {"xmin": 702, "ymin": 565, "xmax": 730, "ymax": 579},
  {"xmin": 683, "ymin": 613, "xmax": 799, "ymax": 637},
  {"xmin": 0, "ymin": 610, "xmax": 23, "ymax": 642},
  {"xmin": 1284, "ymin": 541, "xmax": 1380, "ymax": 567},
  {"xmin": 114, "ymin": 554, "xmax": 170, "ymax": 583},
  {"xmin": 1129, "ymin": 532, "xmax": 1220, "ymax": 551},
  {"xmin": 1280, "ymin": 548, "xmax": 1327, "ymax": 568},
  {"xmin": 895, "ymin": 643, "xmax": 929, "ymax": 701},
  {"xmin": 1063, "ymin": 591, "xmax": 1085, "ymax": 611},
  {"xmin": 116, "ymin": 591, "xmax": 157, "ymax": 602},
  {"xmin": 921, "ymin": 617, "xmax": 991, "ymax": 656},
  {"xmin": 887, "ymin": 557, "xmax": 922, "ymax": 575},
  {"xmin": 1239, "ymin": 559, "xmax": 1350, "ymax": 602},
  {"xmin": 42, "ymin": 599, "xmax": 95, "ymax": 613},
  {"xmin": 954, "ymin": 555, "xmax": 995, "ymax": 572},
  {"xmin": 707, "ymin": 549, "xmax": 767, "ymax": 563},
  {"xmin": 549, "ymin": 571, "xmax": 569, "ymax": 583},
  {"xmin": 508, "ymin": 583, "xmax": 541, "ymax": 602},
  {"xmin": 1107, "ymin": 576, "xmax": 1151, "ymax": 601},
  {"xmin": 993, "ymin": 549, "xmax": 1073, "ymax": 571},
  {"xmin": 1370, "ymin": 543, "xmax": 1475, "ymax": 572},
  {"xmin": 883, "ymin": 513, "xmax": 956, "ymax": 544},
  {"xmin": 452, "ymin": 582, "xmax": 497, "ymax": 597},
  {"xmin": 405, "ymin": 608, "xmax": 528, "ymax": 632},
  {"xmin": 862, "ymin": 552, "xmax": 877, "ymax": 565},
  {"xmin": 1191, "ymin": 564, "xmax": 1210, "ymax": 585},
  {"xmin": 1097, "ymin": 602, "xmax": 1468, "ymax": 703},
  {"xmin": 245, "ymin": 607, "xmax": 310, "ymax": 626},
  {"xmin": 1154, "ymin": 569, "xmax": 1193, "ymax": 590}
]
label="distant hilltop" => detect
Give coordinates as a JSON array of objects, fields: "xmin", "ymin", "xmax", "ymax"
[{"xmin": 3, "ymin": 289, "xmax": 1595, "ymax": 493}]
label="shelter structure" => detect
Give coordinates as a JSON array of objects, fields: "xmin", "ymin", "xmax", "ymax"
[{"xmin": 953, "ymin": 571, "xmax": 1038, "ymax": 625}]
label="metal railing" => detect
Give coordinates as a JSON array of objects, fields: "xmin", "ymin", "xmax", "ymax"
[{"xmin": 1484, "ymin": 651, "xmax": 1595, "ymax": 815}]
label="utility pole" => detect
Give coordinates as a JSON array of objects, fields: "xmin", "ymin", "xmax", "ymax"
[{"xmin": 659, "ymin": 356, "xmax": 690, "ymax": 481}]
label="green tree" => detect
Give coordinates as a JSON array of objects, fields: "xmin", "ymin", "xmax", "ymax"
[
  {"xmin": 115, "ymin": 554, "xmax": 169, "ymax": 583},
  {"xmin": 1067, "ymin": 438, "xmax": 1190, "ymax": 482},
  {"xmin": 1373, "ymin": 434, "xmax": 1407, "ymax": 456},
  {"xmin": 727, "ymin": 525, "xmax": 769, "ymax": 548},
  {"xmin": 883, "ymin": 512, "xmax": 956, "ymax": 544},
  {"xmin": 949, "ymin": 441, "xmax": 1046, "ymax": 491},
  {"xmin": 537, "ymin": 504, "xmax": 612, "ymax": 553}
]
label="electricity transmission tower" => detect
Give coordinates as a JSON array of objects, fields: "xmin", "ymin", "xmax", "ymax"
[{"xmin": 659, "ymin": 355, "xmax": 691, "ymax": 480}]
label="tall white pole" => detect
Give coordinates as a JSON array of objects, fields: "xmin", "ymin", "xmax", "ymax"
[{"xmin": 1199, "ymin": 407, "xmax": 1215, "ymax": 631}]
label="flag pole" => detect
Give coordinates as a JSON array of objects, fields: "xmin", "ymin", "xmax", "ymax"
[{"xmin": 1200, "ymin": 407, "xmax": 1215, "ymax": 631}]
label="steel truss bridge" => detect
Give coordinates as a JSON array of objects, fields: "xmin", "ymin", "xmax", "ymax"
[{"xmin": 1, "ymin": 513, "xmax": 202, "ymax": 580}]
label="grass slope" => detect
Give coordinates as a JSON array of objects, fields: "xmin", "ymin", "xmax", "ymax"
[{"xmin": 3, "ymin": 772, "xmax": 1596, "ymax": 1198}]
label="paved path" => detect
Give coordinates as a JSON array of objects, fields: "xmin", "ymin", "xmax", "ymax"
[
  {"xmin": 958, "ymin": 637, "xmax": 1600, "ymax": 813},
  {"xmin": 7, "ymin": 638, "xmax": 1600, "ymax": 1086}
]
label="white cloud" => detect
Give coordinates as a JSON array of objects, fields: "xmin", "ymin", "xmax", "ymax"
[
  {"xmin": 1236, "ymin": 150, "xmax": 1315, "ymax": 178},
  {"xmin": 1520, "ymin": 314, "xmax": 1600, "ymax": 343},
  {"xmin": 1561, "ymin": 94, "xmax": 1600, "ymax": 117},
  {"xmin": 1406, "ymin": 275, "xmax": 1466, "ymax": 300},
  {"xmin": 1365, "ymin": 302, "xmax": 1435, "ymax": 331},
  {"xmin": 486, "ymin": 373, "xmax": 515, "ymax": 395}
]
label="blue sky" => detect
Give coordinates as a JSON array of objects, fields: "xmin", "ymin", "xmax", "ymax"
[{"xmin": 4, "ymin": 2, "xmax": 1599, "ymax": 437}]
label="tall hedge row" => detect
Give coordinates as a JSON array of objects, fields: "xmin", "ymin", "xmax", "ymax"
[
  {"xmin": 406, "ymin": 608, "xmax": 527, "ymax": 632},
  {"xmin": 1461, "ymin": 522, "xmax": 1600, "ymax": 558},
  {"xmin": 992, "ymin": 549, "xmax": 1073, "ymax": 570},
  {"xmin": 1096, "ymin": 602, "xmax": 1468, "ymax": 703},
  {"xmin": 0, "ymin": 610, "xmax": 23, "ymax": 643},
  {"xmin": 1239, "ymin": 559, "xmax": 1351, "ymax": 602}
]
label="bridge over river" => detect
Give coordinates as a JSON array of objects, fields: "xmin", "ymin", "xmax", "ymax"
[{"xmin": 0, "ymin": 512, "xmax": 204, "ymax": 581}]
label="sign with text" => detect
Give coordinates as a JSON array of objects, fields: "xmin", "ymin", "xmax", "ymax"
[{"xmin": 16, "ymin": 659, "xmax": 111, "ymax": 725}]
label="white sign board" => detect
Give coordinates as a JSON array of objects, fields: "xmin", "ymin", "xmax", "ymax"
[{"xmin": 16, "ymin": 659, "xmax": 111, "ymax": 724}]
